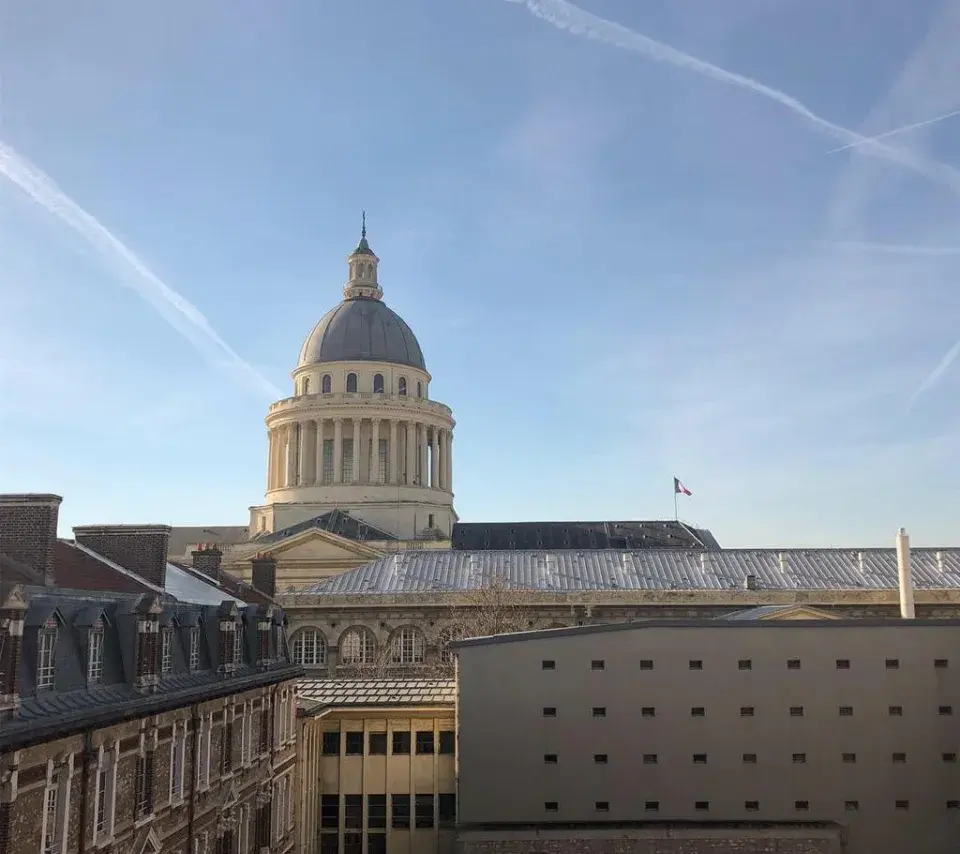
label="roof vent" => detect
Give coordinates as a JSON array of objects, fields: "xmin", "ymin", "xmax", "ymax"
[
  {"xmin": 778, "ymin": 552, "xmax": 788, "ymax": 573},
  {"xmin": 937, "ymin": 551, "xmax": 945, "ymax": 572},
  {"xmin": 744, "ymin": 574, "xmax": 759, "ymax": 591},
  {"xmin": 857, "ymin": 551, "xmax": 865, "ymax": 573}
]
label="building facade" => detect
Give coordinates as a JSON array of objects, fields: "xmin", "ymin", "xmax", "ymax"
[
  {"xmin": 296, "ymin": 680, "xmax": 457, "ymax": 854},
  {"xmin": 452, "ymin": 619, "xmax": 960, "ymax": 854}
]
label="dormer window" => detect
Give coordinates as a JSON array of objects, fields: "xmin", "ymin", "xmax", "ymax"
[
  {"xmin": 346, "ymin": 373, "xmax": 358, "ymax": 393},
  {"xmin": 234, "ymin": 624, "xmax": 244, "ymax": 666},
  {"xmin": 373, "ymin": 373, "xmax": 384, "ymax": 394},
  {"xmin": 37, "ymin": 616, "xmax": 58, "ymax": 690},
  {"xmin": 189, "ymin": 627, "xmax": 200, "ymax": 671},
  {"xmin": 160, "ymin": 628, "xmax": 173, "ymax": 675},
  {"xmin": 88, "ymin": 619, "xmax": 105, "ymax": 685},
  {"xmin": 398, "ymin": 377, "xmax": 407, "ymax": 396},
  {"xmin": 321, "ymin": 374, "xmax": 331, "ymax": 394},
  {"xmin": 301, "ymin": 377, "xmax": 310, "ymax": 395}
]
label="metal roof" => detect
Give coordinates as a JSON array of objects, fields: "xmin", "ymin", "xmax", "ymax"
[
  {"xmin": 452, "ymin": 520, "xmax": 719, "ymax": 550},
  {"xmin": 298, "ymin": 679, "xmax": 456, "ymax": 709},
  {"xmin": 295, "ymin": 547, "xmax": 960, "ymax": 595}
]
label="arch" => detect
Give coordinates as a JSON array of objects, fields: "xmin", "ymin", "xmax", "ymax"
[
  {"xmin": 366, "ymin": 263, "xmax": 374, "ymax": 278},
  {"xmin": 437, "ymin": 626, "xmax": 462, "ymax": 664},
  {"xmin": 417, "ymin": 381, "xmax": 423, "ymax": 398},
  {"xmin": 390, "ymin": 625, "xmax": 426, "ymax": 665},
  {"xmin": 346, "ymin": 372, "xmax": 358, "ymax": 393},
  {"xmin": 302, "ymin": 377, "xmax": 311, "ymax": 395},
  {"xmin": 373, "ymin": 373, "xmax": 385, "ymax": 394},
  {"xmin": 321, "ymin": 374, "xmax": 332, "ymax": 394},
  {"xmin": 290, "ymin": 627, "xmax": 327, "ymax": 667},
  {"xmin": 339, "ymin": 626, "xmax": 378, "ymax": 666},
  {"xmin": 398, "ymin": 377, "xmax": 407, "ymax": 396}
]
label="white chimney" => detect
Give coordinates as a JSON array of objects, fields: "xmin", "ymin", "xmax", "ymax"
[
  {"xmin": 896, "ymin": 527, "xmax": 915, "ymax": 619},
  {"xmin": 857, "ymin": 551, "xmax": 865, "ymax": 574},
  {"xmin": 778, "ymin": 552, "xmax": 788, "ymax": 573},
  {"xmin": 936, "ymin": 550, "xmax": 945, "ymax": 573}
]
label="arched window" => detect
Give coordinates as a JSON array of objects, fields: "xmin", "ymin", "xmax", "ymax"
[
  {"xmin": 366, "ymin": 264, "xmax": 374, "ymax": 278},
  {"xmin": 390, "ymin": 626, "xmax": 425, "ymax": 665},
  {"xmin": 321, "ymin": 374, "xmax": 332, "ymax": 394},
  {"xmin": 417, "ymin": 381, "xmax": 423, "ymax": 398},
  {"xmin": 437, "ymin": 627, "xmax": 462, "ymax": 664},
  {"xmin": 291, "ymin": 629, "xmax": 327, "ymax": 667},
  {"xmin": 398, "ymin": 377, "xmax": 407, "ymax": 396},
  {"xmin": 339, "ymin": 627, "xmax": 377, "ymax": 666},
  {"xmin": 373, "ymin": 373, "xmax": 384, "ymax": 394},
  {"xmin": 302, "ymin": 377, "xmax": 310, "ymax": 395},
  {"xmin": 346, "ymin": 373, "xmax": 358, "ymax": 393}
]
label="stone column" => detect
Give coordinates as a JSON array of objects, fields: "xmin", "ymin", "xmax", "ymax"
[
  {"xmin": 285, "ymin": 425, "xmax": 297, "ymax": 487},
  {"xmin": 298, "ymin": 422, "xmax": 310, "ymax": 486},
  {"xmin": 445, "ymin": 431, "xmax": 453, "ymax": 493},
  {"xmin": 405, "ymin": 421, "xmax": 416, "ymax": 486},
  {"xmin": 333, "ymin": 419, "xmax": 343, "ymax": 484},
  {"xmin": 389, "ymin": 420, "xmax": 399, "ymax": 484},
  {"xmin": 430, "ymin": 428, "xmax": 439, "ymax": 488},
  {"xmin": 419, "ymin": 425, "xmax": 428, "ymax": 488},
  {"xmin": 314, "ymin": 419, "xmax": 325, "ymax": 484},
  {"xmin": 266, "ymin": 430, "xmax": 275, "ymax": 491},
  {"xmin": 370, "ymin": 419, "xmax": 381, "ymax": 484},
  {"xmin": 351, "ymin": 419, "xmax": 361, "ymax": 483}
]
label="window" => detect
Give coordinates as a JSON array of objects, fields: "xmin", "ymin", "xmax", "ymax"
[
  {"xmin": 88, "ymin": 623, "xmax": 105, "ymax": 684},
  {"xmin": 390, "ymin": 626, "xmax": 425, "ymax": 665},
  {"xmin": 689, "ymin": 659, "xmax": 703, "ymax": 670},
  {"xmin": 322, "ymin": 731, "xmax": 340, "ymax": 756},
  {"xmin": 346, "ymin": 373, "xmax": 358, "ymax": 393},
  {"xmin": 415, "ymin": 731, "xmax": 435, "ymax": 754},
  {"xmin": 93, "ymin": 745, "xmax": 118, "ymax": 843},
  {"xmin": 170, "ymin": 722, "xmax": 186, "ymax": 802},
  {"xmin": 889, "ymin": 705, "xmax": 903, "ymax": 716},
  {"xmin": 745, "ymin": 800, "xmax": 760, "ymax": 811},
  {"xmin": 842, "ymin": 753, "xmax": 857, "ymax": 763},
  {"xmin": 595, "ymin": 801, "xmax": 609, "ymax": 812},
  {"xmin": 160, "ymin": 628, "xmax": 172, "ymax": 675},
  {"xmin": 644, "ymin": 801, "xmax": 659, "ymax": 812},
  {"xmin": 398, "ymin": 377, "xmax": 407, "ymax": 396},
  {"xmin": 886, "ymin": 658, "xmax": 900, "ymax": 669},
  {"xmin": 321, "ymin": 374, "xmax": 331, "ymax": 394},
  {"xmin": 37, "ymin": 616, "xmax": 58, "ymax": 690},
  {"xmin": 544, "ymin": 801, "xmax": 559, "ymax": 813},
  {"xmin": 301, "ymin": 377, "xmax": 310, "ymax": 395},
  {"xmin": 368, "ymin": 794, "xmax": 387, "ymax": 829},
  {"xmin": 189, "ymin": 627, "xmax": 200, "ymax": 671},
  {"xmin": 836, "ymin": 659, "xmax": 850, "ymax": 669},
  {"xmin": 367, "ymin": 835, "xmax": 386, "ymax": 854},
  {"xmin": 738, "ymin": 659, "xmax": 752, "ymax": 670},
  {"xmin": 320, "ymin": 795, "xmax": 338, "ymax": 829},
  {"xmin": 936, "ymin": 658, "xmax": 949, "ymax": 668},
  {"xmin": 544, "ymin": 753, "xmax": 558, "ymax": 764},
  {"xmin": 591, "ymin": 659, "xmax": 605, "ymax": 670},
  {"xmin": 391, "ymin": 794, "xmax": 411, "ymax": 828},
  {"xmin": 291, "ymin": 629, "xmax": 327, "ymax": 667},
  {"xmin": 787, "ymin": 659, "xmax": 801, "ymax": 669},
  {"xmin": 342, "ymin": 437, "xmax": 354, "ymax": 482},
  {"xmin": 340, "ymin": 626, "xmax": 377, "ymax": 666},
  {"xmin": 892, "ymin": 752, "xmax": 906, "ymax": 763},
  {"xmin": 743, "ymin": 753, "xmax": 757, "ymax": 764},
  {"xmin": 592, "ymin": 707, "xmax": 606, "ymax": 718},
  {"xmin": 642, "ymin": 754, "xmax": 658, "ymax": 764},
  {"xmin": 740, "ymin": 706, "xmax": 755, "ymax": 717},
  {"xmin": 439, "ymin": 730, "xmax": 455, "ymax": 754},
  {"xmin": 593, "ymin": 753, "xmax": 608, "ymax": 764},
  {"xmin": 693, "ymin": 753, "xmax": 707, "ymax": 764},
  {"xmin": 374, "ymin": 437, "xmax": 388, "ymax": 484},
  {"xmin": 792, "ymin": 753, "xmax": 806, "ymax": 764},
  {"xmin": 415, "ymin": 794, "xmax": 434, "ymax": 828},
  {"xmin": 135, "ymin": 751, "xmax": 155, "ymax": 818},
  {"xmin": 197, "ymin": 716, "xmax": 211, "ymax": 787},
  {"xmin": 789, "ymin": 706, "xmax": 804, "ymax": 717},
  {"xmin": 641, "ymin": 707, "xmax": 655, "ymax": 717},
  {"xmin": 845, "ymin": 800, "xmax": 859, "ymax": 811},
  {"xmin": 321, "ymin": 439, "xmax": 334, "ymax": 484},
  {"xmin": 233, "ymin": 625, "xmax": 243, "ymax": 665},
  {"xmin": 344, "ymin": 794, "xmax": 363, "ymax": 829},
  {"xmin": 948, "ymin": 801, "xmax": 960, "ymax": 810},
  {"xmin": 221, "ymin": 719, "xmax": 234, "ymax": 772},
  {"xmin": 416, "ymin": 381, "xmax": 423, "ymax": 398},
  {"xmin": 42, "ymin": 770, "xmax": 61, "ymax": 854},
  {"xmin": 342, "ymin": 833, "xmax": 362, "ymax": 854},
  {"xmin": 392, "ymin": 731, "xmax": 411, "ymax": 755},
  {"xmin": 542, "ymin": 659, "xmax": 556, "ymax": 670},
  {"xmin": 543, "ymin": 707, "xmax": 557, "ymax": 718},
  {"xmin": 695, "ymin": 801, "xmax": 709, "ymax": 811},
  {"xmin": 373, "ymin": 373, "xmax": 384, "ymax": 393},
  {"xmin": 795, "ymin": 800, "xmax": 809, "ymax": 811},
  {"xmin": 95, "ymin": 766, "xmax": 108, "ymax": 836},
  {"xmin": 839, "ymin": 706, "xmax": 853, "ymax": 716},
  {"xmin": 439, "ymin": 793, "xmax": 456, "ymax": 827},
  {"xmin": 345, "ymin": 731, "xmax": 364, "ymax": 755},
  {"xmin": 943, "ymin": 753, "xmax": 957, "ymax": 763},
  {"xmin": 691, "ymin": 707, "xmax": 705, "ymax": 717},
  {"xmin": 369, "ymin": 732, "xmax": 387, "ymax": 755},
  {"xmin": 895, "ymin": 800, "xmax": 909, "ymax": 810},
  {"xmin": 940, "ymin": 705, "xmax": 954, "ymax": 716},
  {"xmin": 640, "ymin": 659, "xmax": 654, "ymax": 670}
]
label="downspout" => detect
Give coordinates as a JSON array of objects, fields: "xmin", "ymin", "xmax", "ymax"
[
  {"xmin": 187, "ymin": 704, "xmax": 200, "ymax": 853},
  {"xmin": 78, "ymin": 731, "xmax": 93, "ymax": 854}
]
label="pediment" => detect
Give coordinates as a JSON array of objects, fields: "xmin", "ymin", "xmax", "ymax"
[
  {"xmin": 221, "ymin": 779, "xmax": 239, "ymax": 810},
  {"xmin": 135, "ymin": 827, "xmax": 162, "ymax": 854},
  {"xmin": 266, "ymin": 528, "xmax": 385, "ymax": 562},
  {"xmin": 761, "ymin": 605, "xmax": 838, "ymax": 621}
]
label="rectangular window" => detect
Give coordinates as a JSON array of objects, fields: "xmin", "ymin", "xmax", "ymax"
[
  {"xmin": 836, "ymin": 659, "xmax": 850, "ymax": 669},
  {"xmin": 889, "ymin": 705, "xmax": 903, "ymax": 716},
  {"xmin": 795, "ymin": 800, "xmax": 809, "ymax": 811},
  {"xmin": 37, "ymin": 623, "xmax": 57, "ymax": 690},
  {"xmin": 695, "ymin": 801, "xmax": 709, "ymax": 811},
  {"xmin": 892, "ymin": 752, "xmax": 906, "ymax": 763},
  {"xmin": 345, "ymin": 731, "xmax": 364, "ymax": 756},
  {"xmin": 392, "ymin": 731, "xmax": 411, "ymax": 755},
  {"xmin": 322, "ymin": 731, "xmax": 341, "ymax": 756},
  {"xmin": 592, "ymin": 707, "xmax": 606, "ymax": 718},
  {"xmin": 895, "ymin": 800, "xmax": 909, "ymax": 810},
  {"xmin": 842, "ymin": 753, "xmax": 857, "ymax": 763},
  {"xmin": 544, "ymin": 801, "xmax": 559, "ymax": 812},
  {"xmin": 943, "ymin": 753, "xmax": 957, "ymax": 763},
  {"xmin": 368, "ymin": 794, "xmax": 387, "ymax": 829},
  {"xmin": 745, "ymin": 800, "xmax": 760, "ymax": 811},
  {"xmin": 414, "ymin": 794, "xmax": 434, "ymax": 828},
  {"xmin": 947, "ymin": 801, "xmax": 960, "ymax": 810},
  {"xmin": 940, "ymin": 705, "xmax": 954, "ymax": 716},
  {"xmin": 594, "ymin": 754, "xmax": 608, "ymax": 764},
  {"xmin": 42, "ymin": 773, "xmax": 60, "ymax": 854},
  {"xmin": 693, "ymin": 753, "xmax": 707, "ymax": 764},
  {"xmin": 415, "ymin": 731, "xmax": 435, "ymax": 754},
  {"xmin": 789, "ymin": 706, "xmax": 804, "ymax": 717},
  {"xmin": 743, "ymin": 753, "xmax": 757, "ymax": 764},
  {"xmin": 320, "ymin": 795, "xmax": 338, "ymax": 829},
  {"xmin": 689, "ymin": 659, "xmax": 703, "ymax": 670},
  {"xmin": 639, "ymin": 659, "xmax": 654, "ymax": 670},
  {"xmin": 691, "ymin": 707, "xmax": 705, "ymax": 717},
  {"xmin": 439, "ymin": 730, "xmax": 455, "ymax": 754},
  {"xmin": 198, "ymin": 717, "xmax": 211, "ymax": 788},
  {"xmin": 391, "ymin": 794, "xmax": 410, "ymax": 829},
  {"xmin": 160, "ymin": 629, "xmax": 172, "ymax": 675},
  {"xmin": 439, "ymin": 793, "xmax": 456, "ymax": 827},
  {"xmin": 170, "ymin": 724, "xmax": 185, "ymax": 801},
  {"xmin": 367, "ymin": 834, "xmax": 387, "ymax": 854},
  {"xmin": 135, "ymin": 753, "xmax": 154, "ymax": 818},
  {"xmin": 792, "ymin": 753, "xmax": 806, "ymax": 764},
  {"xmin": 368, "ymin": 732, "xmax": 387, "ymax": 755},
  {"xmin": 322, "ymin": 439, "xmax": 334, "ymax": 484},
  {"xmin": 344, "ymin": 794, "xmax": 362, "ymax": 830},
  {"xmin": 542, "ymin": 707, "xmax": 557, "ymax": 718},
  {"xmin": 341, "ymin": 438, "xmax": 354, "ymax": 483},
  {"xmin": 741, "ymin": 706, "xmax": 755, "ymax": 717},
  {"xmin": 641, "ymin": 707, "xmax": 655, "ymax": 717},
  {"xmin": 233, "ymin": 626, "xmax": 243, "ymax": 665},
  {"xmin": 839, "ymin": 706, "xmax": 853, "ymax": 716},
  {"xmin": 591, "ymin": 660, "xmax": 605, "ymax": 670},
  {"xmin": 189, "ymin": 628, "xmax": 200, "ymax": 671},
  {"xmin": 95, "ymin": 767, "xmax": 108, "ymax": 835},
  {"xmin": 544, "ymin": 753, "xmax": 558, "ymax": 764},
  {"xmin": 642, "ymin": 754, "xmax": 658, "ymax": 764},
  {"xmin": 845, "ymin": 800, "xmax": 859, "ymax": 811},
  {"xmin": 377, "ymin": 438, "xmax": 388, "ymax": 483},
  {"xmin": 221, "ymin": 721, "xmax": 234, "ymax": 773},
  {"xmin": 542, "ymin": 659, "xmax": 556, "ymax": 670},
  {"xmin": 738, "ymin": 659, "xmax": 752, "ymax": 670},
  {"xmin": 88, "ymin": 629, "xmax": 104, "ymax": 684},
  {"xmin": 935, "ymin": 658, "xmax": 949, "ymax": 669},
  {"xmin": 595, "ymin": 801, "xmax": 610, "ymax": 812},
  {"xmin": 787, "ymin": 659, "xmax": 801, "ymax": 669},
  {"xmin": 343, "ymin": 833, "xmax": 362, "ymax": 854},
  {"xmin": 886, "ymin": 658, "xmax": 900, "ymax": 669},
  {"xmin": 644, "ymin": 801, "xmax": 659, "ymax": 812}
]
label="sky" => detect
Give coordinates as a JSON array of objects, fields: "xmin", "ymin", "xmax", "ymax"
[{"xmin": 1, "ymin": 0, "xmax": 960, "ymax": 548}]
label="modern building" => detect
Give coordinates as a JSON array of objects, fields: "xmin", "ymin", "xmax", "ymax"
[
  {"xmin": 451, "ymin": 618, "xmax": 960, "ymax": 854},
  {"xmin": 296, "ymin": 679, "xmax": 457, "ymax": 854},
  {"xmin": 0, "ymin": 494, "xmax": 303, "ymax": 854}
]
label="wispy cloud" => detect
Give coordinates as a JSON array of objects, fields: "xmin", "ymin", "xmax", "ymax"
[
  {"xmin": 816, "ymin": 240, "xmax": 960, "ymax": 257},
  {"xmin": 826, "ymin": 108, "xmax": 960, "ymax": 155},
  {"xmin": 501, "ymin": 0, "xmax": 960, "ymax": 195},
  {"xmin": 0, "ymin": 140, "xmax": 282, "ymax": 399}
]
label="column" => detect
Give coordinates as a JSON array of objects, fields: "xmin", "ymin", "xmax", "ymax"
[
  {"xmin": 266, "ymin": 430, "xmax": 275, "ymax": 491},
  {"xmin": 389, "ymin": 420, "xmax": 399, "ymax": 484},
  {"xmin": 430, "ymin": 427, "xmax": 439, "ymax": 488},
  {"xmin": 370, "ymin": 419, "xmax": 381, "ymax": 484},
  {"xmin": 298, "ymin": 422, "xmax": 310, "ymax": 486},
  {"xmin": 285, "ymin": 424, "xmax": 297, "ymax": 487},
  {"xmin": 273, "ymin": 429, "xmax": 283, "ymax": 490},
  {"xmin": 419, "ymin": 425, "xmax": 428, "ymax": 488},
  {"xmin": 333, "ymin": 418, "xmax": 343, "ymax": 484},
  {"xmin": 314, "ymin": 419, "xmax": 324, "ymax": 484},
  {"xmin": 351, "ymin": 419, "xmax": 361, "ymax": 483},
  {"xmin": 405, "ymin": 421, "xmax": 415, "ymax": 486},
  {"xmin": 445, "ymin": 431, "xmax": 453, "ymax": 493}
]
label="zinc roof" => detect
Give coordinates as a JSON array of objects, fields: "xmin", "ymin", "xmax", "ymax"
[
  {"xmin": 298, "ymin": 679, "xmax": 456, "ymax": 709},
  {"xmin": 296, "ymin": 548, "xmax": 960, "ymax": 595}
]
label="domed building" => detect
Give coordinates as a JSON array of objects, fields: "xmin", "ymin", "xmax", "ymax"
[{"xmin": 249, "ymin": 221, "xmax": 457, "ymax": 542}]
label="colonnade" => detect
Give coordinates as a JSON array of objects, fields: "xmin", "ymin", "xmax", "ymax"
[{"xmin": 266, "ymin": 417, "xmax": 452, "ymax": 492}]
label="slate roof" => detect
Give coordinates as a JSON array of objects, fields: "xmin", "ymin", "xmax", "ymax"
[
  {"xmin": 452, "ymin": 520, "xmax": 719, "ymax": 550},
  {"xmin": 167, "ymin": 525, "xmax": 250, "ymax": 558},
  {"xmin": 298, "ymin": 679, "xmax": 456, "ymax": 712},
  {"xmin": 253, "ymin": 509, "xmax": 397, "ymax": 545},
  {"xmin": 296, "ymin": 547, "xmax": 960, "ymax": 595}
]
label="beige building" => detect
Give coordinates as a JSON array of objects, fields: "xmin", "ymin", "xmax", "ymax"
[
  {"xmin": 296, "ymin": 680, "xmax": 457, "ymax": 854},
  {"xmin": 452, "ymin": 618, "xmax": 960, "ymax": 854}
]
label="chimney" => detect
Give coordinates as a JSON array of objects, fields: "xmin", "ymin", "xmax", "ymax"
[
  {"xmin": 896, "ymin": 527, "xmax": 915, "ymax": 619},
  {"xmin": 133, "ymin": 595, "xmax": 163, "ymax": 693},
  {"xmin": 0, "ymin": 584, "xmax": 28, "ymax": 721},
  {"xmin": 251, "ymin": 553, "xmax": 277, "ymax": 599},
  {"xmin": 936, "ymin": 550, "xmax": 945, "ymax": 573},
  {"xmin": 192, "ymin": 544, "xmax": 223, "ymax": 581},
  {"xmin": 73, "ymin": 524, "xmax": 172, "ymax": 590},
  {"xmin": 778, "ymin": 552, "xmax": 789, "ymax": 574},
  {"xmin": 744, "ymin": 574, "xmax": 759, "ymax": 591},
  {"xmin": 0, "ymin": 494, "xmax": 62, "ymax": 582}
]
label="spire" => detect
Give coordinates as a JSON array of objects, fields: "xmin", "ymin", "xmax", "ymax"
[
  {"xmin": 344, "ymin": 213, "xmax": 382, "ymax": 300},
  {"xmin": 352, "ymin": 210, "xmax": 374, "ymax": 256}
]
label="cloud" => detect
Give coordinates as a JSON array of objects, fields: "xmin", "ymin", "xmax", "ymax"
[
  {"xmin": 0, "ymin": 140, "xmax": 283, "ymax": 399},
  {"xmin": 815, "ymin": 240, "xmax": 960, "ymax": 257},
  {"xmin": 826, "ymin": 108, "xmax": 960, "ymax": 155}
]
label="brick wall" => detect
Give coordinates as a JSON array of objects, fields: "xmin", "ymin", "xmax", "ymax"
[
  {"xmin": 72, "ymin": 524, "xmax": 172, "ymax": 589},
  {"xmin": 0, "ymin": 493, "xmax": 62, "ymax": 577}
]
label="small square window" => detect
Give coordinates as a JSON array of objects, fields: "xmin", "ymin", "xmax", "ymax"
[
  {"xmin": 591, "ymin": 660, "xmax": 605, "ymax": 671},
  {"xmin": 836, "ymin": 659, "xmax": 850, "ymax": 669},
  {"xmin": 943, "ymin": 753, "xmax": 957, "ymax": 763},
  {"xmin": 792, "ymin": 753, "xmax": 806, "ymax": 764},
  {"xmin": 787, "ymin": 659, "xmax": 801, "ymax": 669},
  {"xmin": 886, "ymin": 658, "xmax": 900, "ymax": 670},
  {"xmin": 644, "ymin": 801, "xmax": 659, "ymax": 812},
  {"xmin": 691, "ymin": 707, "xmax": 705, "ymax": 717},
  {"xmin": 368, "ymin": 733, "xmax": 387, "ymax": 755},
  {"xmin": 895, "ymin": 800, "xmax": 909, "ymax": 810},
  {"xmin": 839, "ymin": 706, "xmax": 853, "ymax": 717},
  {"xmin": 594, "ymin": 754, "xmax": 608, "ymax": 764},
  {"xmin": 594, "ymin": 801, "xmax": 609, "ymax": 812},
  {"xmin": 415, "ymin": 731, "xmax": 435, "ymax": 755},
  {"xmin": 795, "ymin": 800, "xmax": 809, "ymax": 811},
  {"xmin": 639, "ymin": 659, "xmax": 654, "ymax": 670},
  {"xmin": 544, "ymin": 801, "xmax": 558, "ymax": 812},
  {"xmin": 392, "ymin": 731, "xmax": 411, "ymax": 755},
  {"xmin": 889, "ymin": 705, "xmax": 903, "ymax": 716},
  {"xmin": 935, "ymin": 658, "xmax": 949, "ymax": 669},
  {"xmin": 740, "ymin": 706, "xmax": 755, "ymax": 717},
  {"xmin": 892, "ymin": 752, "xmax": 906, "ymax": 763},
  {"xmin": 544, "ymin": 754, "xmax": 558, "ymax": 764},
  {"xmin": 738, "ymin": 659, "xmax": 752, "ymax": 670},
  {"xmin": 745, "ymin": 800, "xmax": 759, "ymax": 811},
  {"xmin": 689, "ymin": 660, "xmax": 703, "ymax": 670},
  {"xmin": 592, "ymin": 707, "xmax": 607, "ymax": 718},
  {"xmin": 641, "ymin": 707, "xmax": 655, "ymax": 718},
  {"xmin": 542, "ymin": 660, "xmax": 556, "ymax": 670},
  {"xmin": 842, "ymin": 753, "xmax": 857, "ymax": 763},
  {"xmin": 947, "ymin": 801, "xmax": 960, "ymax": 810},
  {"xmin": 642, "ymin": 753, "xmax": 658, "ymax": 764},
  {"xmin": 789, "ymin": 706, "xmax": 804, "ymax": 717},
  {"xmin": 845, "ymin": 800, "xmax": 859, "ymax": 811},
  {"xmin": 940, "ymin": 705, "xmax": 953, "ymax": 716},
  {"xmin": 439, "ymin": 730, "xmax": 455, "ymax": 754},
  {"xmin": 543, "ymin": 707, "xmax": 557, "ymax": 718},
  {"xmin": 693, "ymin": 754, "xmax": 707, "ymax": 764},
  {"xmin": 742, "ymin": 753, "xmax": 757, "ymax": 764},
  {"xmin": 345, "ymin": 731, "xmax": 364, "ymax": 755},
  {"xmin": 694, "ymin": 801, "xmax": 709, "ymax": 811}
]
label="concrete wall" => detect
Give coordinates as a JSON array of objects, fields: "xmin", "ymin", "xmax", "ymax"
[{"xmin": 456, "ymin": 621, "xmax": 960, "ymax": 854}]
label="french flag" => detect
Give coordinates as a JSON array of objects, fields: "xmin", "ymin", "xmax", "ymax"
[{"xmin": 674, "ymin": 477, "xmax": 692, "ymax": 496}]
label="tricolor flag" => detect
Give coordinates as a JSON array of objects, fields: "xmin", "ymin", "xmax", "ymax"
[{"xmin": 674, "ymin": 477, "xmax": 692, "ymax": 496}]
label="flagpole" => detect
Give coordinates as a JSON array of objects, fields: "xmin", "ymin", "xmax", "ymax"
[{"xmin": 673, "ymin": 480, "xmax": 679, "ymax": 521}]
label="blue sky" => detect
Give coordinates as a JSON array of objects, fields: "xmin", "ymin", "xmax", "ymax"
[{"xmin": 2, "ymin": 0, "xmax": 959, "ymax": 547}]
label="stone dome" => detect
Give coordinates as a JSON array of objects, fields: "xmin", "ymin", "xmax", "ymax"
[{"xmin": 297, "ymin": 296, "xmax": 426, "ymax": 371}]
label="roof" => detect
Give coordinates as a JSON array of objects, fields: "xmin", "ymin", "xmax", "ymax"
[
  {"xmin": 165, "ymin": 563, "xmax": 245, "ymax": 606},
  {"xmin": 166, "ymin": 525, "xmax": 250, "ymax": 558},
  {"xmin": 297, "ymin": 297, "xmax": 426, "ymax": 371},
  {"xmin": 0, "ymin": 553, "xmax": 43, "ymax": 600},
  {"xmin": 298, "ymin": 679, "xmax": 456, "ymax": 712},
  {"xmin": 295, "ymin": 547, "xmax": 960, "ymax": 596},
  {"xmin": 452, "ymin": 520, "xmax": 719, "ymax": 550},
  {"xmin": 253, "ymin": 509, "xmax": 397, "ymax": 545},
  {"xmin": 451, "ymin": 617, "xmax": 960, "ymax": 649},
  {"xmin": 55, "ymin": 541, "xmax": 160, "ymax": 595},
  {"xmin": 719, "ymin": 604, "xmax": 822, "ymax": 620}
]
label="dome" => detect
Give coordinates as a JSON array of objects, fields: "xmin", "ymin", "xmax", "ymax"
[{"xmin": 298, "ymin": 297, "xmax": 426, "ymax": 371}]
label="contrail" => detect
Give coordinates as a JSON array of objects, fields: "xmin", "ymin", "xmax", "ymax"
[
  {"xmin": 826, "ymin": 109, "xmax": 960, "ymax": 155},
  {"xmin": 0, "ymin": 140, "xmax": 283, "ymax": 399},
  {"xmin": 909, "ymin": 339, "xmax": 960, "ymax": 411},
  {"xmin": 502, "ymin": 0, "xmax": 960, "ymax": 194}
]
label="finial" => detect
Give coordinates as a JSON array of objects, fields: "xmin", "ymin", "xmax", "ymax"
[{"xmin": 361, "ymin": 210, "xmax": 366, "ymax": 239}]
